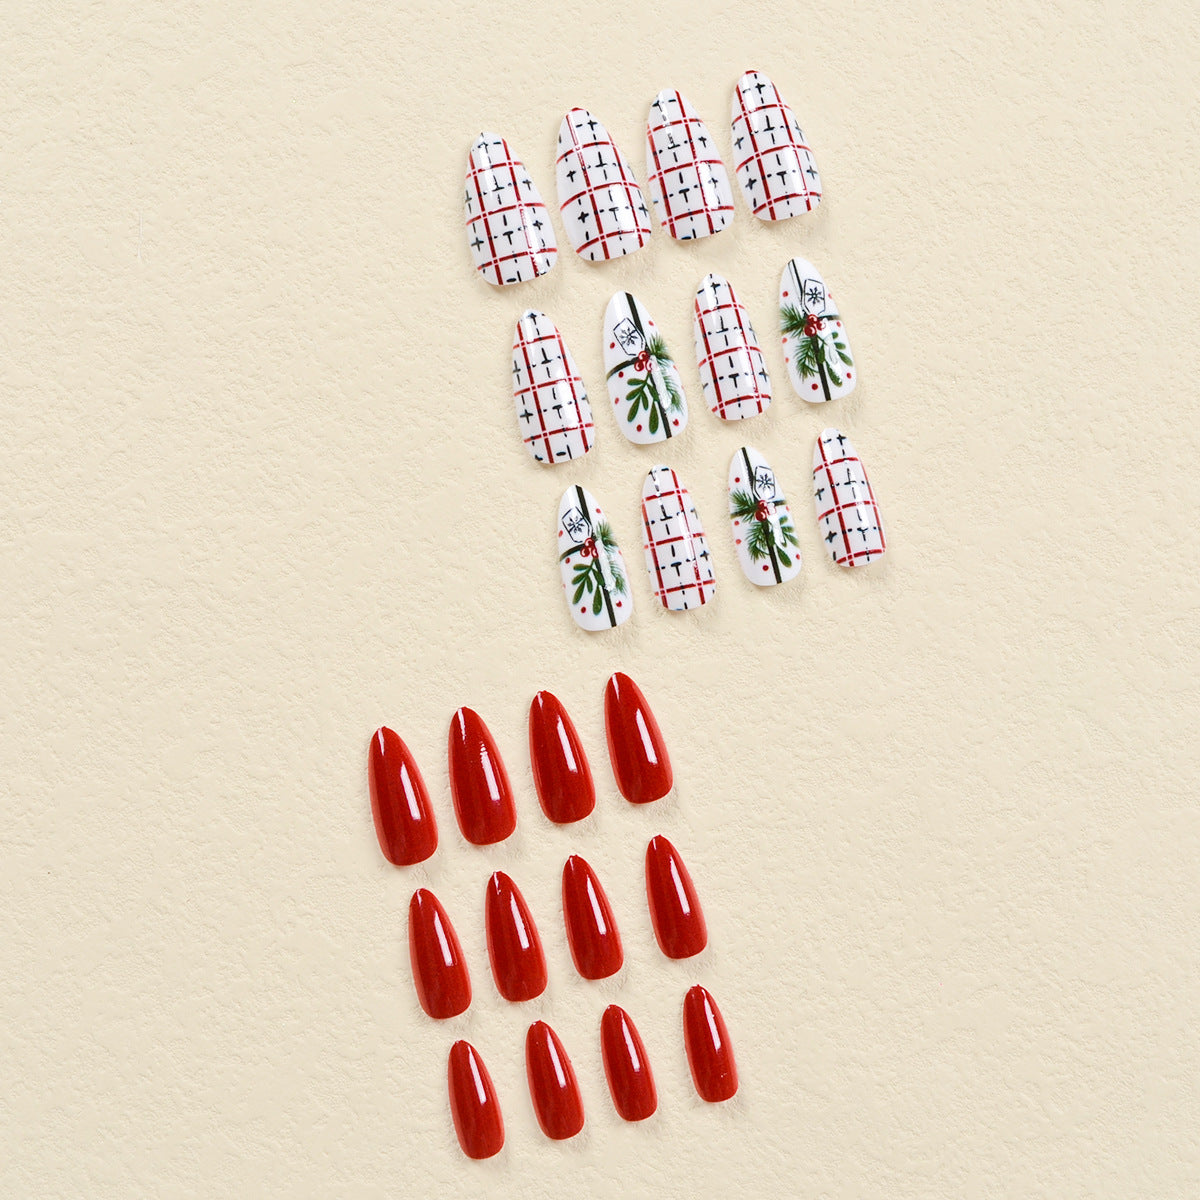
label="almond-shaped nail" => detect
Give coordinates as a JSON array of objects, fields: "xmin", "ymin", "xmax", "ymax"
[
  {"xmin": 813, "ymin": 428, "xmax": 886, "ymax": 566},
  {"xmin": 448, "ymin": 1040, "xmax": 505, "ymax": 1159},
  {"xmin": 464, "ymin": 132, "xmax": 557, "ymax": 285},
  {"xmin": 683, "ymin": 985, "xmax": 738, "ymax": 1102},
  {"xmin": 641, "ymin": 465, "xmax": 715, "ymax": 611},
  {"xmin": 600, "ymin": 1005, "xmax": 657, "ymax": 1121},
  {"xmin": 529, "ymin": 691, "xmax": 596, "ymax": 823},
  {"xmin": 525, "ymin": 1021, "xmax": 585, "ymax": 1140},
  {"xmin": 367, "ymin": 727, "xmax": 438, "ymax": 865},
  {"xmin": 557, "ymin": 485, "xmax": 632, "ymax": 631},
  {"xmin": 729, "ymin": 446, "xmax": 801, "ymax": 586},
  {"xmin": 556, "ymin": 108, "xmax": 651, "ymax": 261},
  {"xmin": 693, "ymin": 272, "xmax": 772, "ymax": 420},
  {"xmin": 604, "ymin": 671, "xmax": 673, "ymax": 803},
  {"xmin": 645, "ymin": 89, "xmax": 733, "ymax": 240},
  {"xmin": 562, "ymin": 855, "xmax": 623, "ymax": 980},
  {"xmin": 781, "ymin": 256, "xmax": 855, "ymax": 402},
  {"xmin": 448, "ymin": 707, "xmax": 517, "ymax": 845},
  {"xmin": 408, "ymin": 888, "xmax": 471, "ymax": 1019},
  {"xmin": 604, "ymin": 292, "xmax": 688, "ymax": 443},
  {"xmin": 485, "ymin": 871, "xmax": 547, "ymax": 1002},
  {"xmin": 645, "ymin": 835, "xmax": 706, "ymax": 959},
  {"xmin": 731, "ymin": 70, "xmax": 821, "ymax": 220},
  {"xmin": 512, "ymin": 310, "xmax": 594, "ymax": 464}
]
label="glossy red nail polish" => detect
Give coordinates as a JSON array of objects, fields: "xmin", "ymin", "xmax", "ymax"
[
  {"xmin": 367, "ymin": 727, "xmax": 438, "ymax": 866},
  {"xmin": 603, "ymin": 672, "xmax": 673, "ymax": 803},
  {"xmin": 683, "ymin": 985, "xmax": 738, "ymax": 1102},
  {"xmin": 484, "ymin": 871, "xmax": 547, "ymax": 1002},
  {"xmin": 528, "ymin": 690, "xmax": 595, "ymax": 824},
  {"xmin": 448, "ymin": 707, "xmax": 517, "ymax": 845},
  {"xmin": 408, "ymin": 888, "xmax": 471, "ymax": 1019},
  {"xmin": 600, "ymin": 1005, "xmax": 657, "ymax": 1122},
  {"xmin": 561, "ymin": 854, "xmax": 623, "ymax": 980},
  {"xmin": 644, "ymin": 835, "xmax": 707, "ymax": 959},
  {"xmin": 525, "ymin": 1020, "xmax": 585, "ymax": 1139},
  {"xmin": 447, "ymin": 1040, "xmax": 505, "ymax": 1159}
]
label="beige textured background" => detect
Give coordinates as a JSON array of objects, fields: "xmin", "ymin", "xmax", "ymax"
[{"xmin": 3, "ymin": 2, "xmax": 1198, "ymax": 1196}]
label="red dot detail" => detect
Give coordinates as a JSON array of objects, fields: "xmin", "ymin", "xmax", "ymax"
[
  {"xmin": 673, "ymin": 419, "xmax": 679, "ymax": 426},
  {"xmin": 609, "ymin": 342, "xmax": 615, "ymax": 348},
  {"xmin": 636, "ymin": 424, "xmax": 643, "ymax": 432},
  {"xmin": 846, "ymin": 372, "xmax": 852, "ymax": 379},
  {"xmin": 811, "ymin": 383, "xmax": 819, "ymax": 391},
  {"xmin": 762, "ymin": 564, "xmax": 770, "ymax": 571},
  {"xmin": 783, "ymin": 290, "xmax": 789, "ymax": 297}
]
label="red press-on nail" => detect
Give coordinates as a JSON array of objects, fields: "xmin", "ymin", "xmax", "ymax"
[
  {"xmin": 447, "ymin": 1040, "xmax": 505, "ymax": 1159},
  {"xmin": 528, "ymin": 690, "xmax": 596, "ymax": 823},
  {"xmin": 600, "ymin": 1005, "xmax": 657, "ymax": 1122},
  {"xmin": 561, "ymin": 854, "xmax": 623, "ymax": 980},
  {"xmin": 408, "ymin": 888, "xmax": 471, "ymax": 1019},
  {"xmin": 367, "ymin": 727, "xmax": 438, "ymax": 865},
  {"xmin": 603, "ymin": 672, "xmax": 673, "ymax": 803},
  {"xmin": 525, "ymin": 1020, "xmax": 585, "ymax": 1140},
  {"xmin": 448, "ymin": 707, "xmax": 517, "ymax": 845},
  {"xmin": 644, "ymin": 835, "xmax": 707, "ymax": 959},
  {"xmin": 484, "ymin": 871, "xmax": 547, "ymax": 1002},
  {"xmin": 683, "ymin": 985, "xmax": 738, "ymax": 1102}
]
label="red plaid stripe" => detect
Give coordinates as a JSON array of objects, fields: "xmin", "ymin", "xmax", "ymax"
[
  {"xmin": 512, "ymin": 312, "xmax": 594, "ymax": 464},
  {"xmin": 693, "ymin": 274, "xmax": 772, "ymax": 420},
  {"xmin": 812, "ymin": 432, "xmax": 886, "ymax": 566},
  {"xmin": 641, "ymin": 466, "xmax": 716, "ymax": 610}
]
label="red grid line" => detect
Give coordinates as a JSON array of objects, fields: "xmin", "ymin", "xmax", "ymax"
[
  {"xmin": 465, "ymin": 136, "xmax": 554, "ymax": 284},
  {"xmin": 512, "ymin": 316, "xmax": 593, "ymax": 464},
  {"xmin": 646, "ymin": 91, "xmax": 733, "ymax": 239},
  {"xmin": 641, "ymin": 469, "xmax": 715, "ymax": 608},
  {"xmin": 813, "ymin": 437, "xmax": 886, "ymax": 565},
  {"xmin": 693, "ymin": 280, "xmax": 771, "ymax": 419},
  {"xmin": 731, "ymin": 76, "xmax": 820, "ymax": 220}
]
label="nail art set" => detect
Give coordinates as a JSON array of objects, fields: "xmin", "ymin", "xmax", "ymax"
[{"xmin": 370, "ymin": 673, "xmax": 737, "ymax": 1158}]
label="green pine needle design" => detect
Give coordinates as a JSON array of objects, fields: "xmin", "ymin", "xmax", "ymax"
[
  {"xmin": 730, "ymin": 489, "xmax": 800, "ymax": 565},
  {"xmin": 560, "ymin": 520, "xmax": 626, "ymax": 605},
  {"xmin": 780, "ymin": 303, "xmax": 851, "ymax": 388}
]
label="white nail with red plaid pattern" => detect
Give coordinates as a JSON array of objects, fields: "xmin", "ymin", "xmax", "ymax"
[
  {"xmin": 512, "ymin": 311, "xmax": 595, "ymax": 465},
  {"xmin": 641, "ymin": 465, "xmax": 715, "ymax": 611},
  {"xmin": 693, "ymin": 273, "xmax": 772, "ymax": 420},
  {"xmin": 812, "ymin": 429, "xmax": 886, "ymax": 567},
  {"xmin": 557, "ymin": 485, "xmax": 633, "ymax": 631},
  {"xmin": 556, "ymin": 108, "xmax": 652, "ymax": 261},
  {"xmin": 781, "ymin": 256, "xmax": 855, "ymax": 403},
  {"xmin": 604, "ymin": 292, "xmax": 689, "ymax": 444},
  {"xmin": 645, "ymin": 89, "xmax": 735, "ymax": 240},
  {"xmin": 730, "ymin": 71, "xmax": 822, "ymax": 221},
  {"xmin": 464, "ymin": 133, "xmax": 558, "ymax": 286},
  {"xmin": 729, "ymin": 446, "xmax": 801, "ymax": 586}
]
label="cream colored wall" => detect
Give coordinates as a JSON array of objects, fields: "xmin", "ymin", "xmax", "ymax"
[{"xmin": 3, "ymin": 2, "xmax": 1198, "ymax": 1196}]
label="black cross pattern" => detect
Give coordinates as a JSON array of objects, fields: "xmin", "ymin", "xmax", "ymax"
[
  {"xmin": 646, "ymin": 90, "xmax": 734, "ymax": 240},
  {"xmin": 641, "ymin": 466, "xmax": 716, "ymax": 610},
  {"xmin": 693, "ymin": 275, "xmax": 773, "ymax": 420},
  {"xmin": 812, "ymin": 432, "xmax": 886, "ymax": 565},
  {"xmin": 511, "ymin": 312, "xmax": 594, "ymax": 464}
]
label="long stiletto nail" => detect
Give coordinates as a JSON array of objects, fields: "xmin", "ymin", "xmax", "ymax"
[
  {"xmin": 562, "ymin": 855, "xmax": 623, "ymax": 979},
  {"xmin": 484, "ymin": 871, "xmax": 547, "ymax": 1002},
  {"xmin": 408, "ymin": 888, "xmax": 471, "ymax": 1019},
  {"xmin": 604, "ymin": 292, "xmax": 688, "ymax": 443},
  {"xmin": 557, "ymin": 485, "xmax": 632, "ymax": 631},
  {"xmin": 600, "ymin": 1005, "xmax": 657, "ymax": 1121},
  {"xmin": 641, "ymin": 465, "xmax": 715, "ymax": 611},
  {"xmin": 730, "ymin": 70, "xmax": 821, "ymax": 220},
  {"xmin": 556, "ymin": 108, "xmax": 651, "ymax": 261},
  {"xmin": 448, "ymin": 1040, "xmax": 505, "ymax": 1159},
  {"xmin": 683, "ymin": 985, "xmax": 738, "ymax": 1102},
  {"xmin": 464, "ymin": 132, "xmax": 557, "ymax": 285},
  {"xmin": 645, "ymin": 835, "xmax": 707, "ymax": 959},
  {"xmin": 529, "ymin": 691, "xmax": 595, "ymax": 823},
  {"xmin": 693, "ymin": 272, "xmax": 772, "ymax": 420},
  {"xmin": 603, "ymin": 671, "xmax": 673, "ymax": 803},
  {"xmin": 525, "ymin": 1021, "xmax": 585, "ymax": 1140},
  {"xmin": 781, "ymin": 256, "xmax": 855, "ymax": 402},
  {"xmin": 447, "ymin": 707, "xmax": 517, "ymax": 845},
  {"xmin": 812, "ymin": 428, "xmax": 886, "ymax": 566},
  {"xmin": 367, "ymin": 727, "xmax": 438, "ymax": 865},
  {"xmin": 645, "ymin": 89, "xmax": 734, "ymax": 240},
  {"xmin": 728, "ymin": 446, "xmax": 801, "ymax": 586},
  {"xmin": 512, "ymin": 310, "xmax": 594, "ymax": 464}
]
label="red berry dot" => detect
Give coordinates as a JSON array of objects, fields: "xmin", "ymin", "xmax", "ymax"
[
  {"xmin": 846, "ymin": 372, "xmax": 852, "ymax": 379},
  {"xmin": 762, "ymin": 564, "xmax": 770, "ymax": 571},
  {"xmin": 580, "ymin": 606, "xmax": 587, "ymax": 613},
  {"xmin": 616, "ymin": 600, "xmax": 623, "ymax": 607},
  {"xmin": 619, "ymin": 371, "xmax": 625, "ymax": 378},
  {"xmin": 609, "ymin": 342, "xmax": 615, "ymax": 349},
  {"xmin": 735, "ymin": 538, "xmax": 742, "ymax": 545},
  {"xmin": 672, "ymin": 419, "xmax": 679, "ymax": 426},
  {"xmin": 636, "ymin": 424, "xmax": 643, "ymax": 432},
  {"xmin": 783, "ymin": 290, "xmax": 789, "ymax": 297},
  {"xmin": 811, "ymin": 383, "xmax": 819, "ymax": 391}
]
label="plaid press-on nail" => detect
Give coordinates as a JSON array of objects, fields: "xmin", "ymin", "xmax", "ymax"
[
  {"xmin": 693, "ymin": 272, "xmax": 772, "ymax": 420},
  {"xmin": 728, "ymin": 446, "xmax": 801, "ymax": 586},
  {"xmin": 644, "ymin": 89, "xmax": 734, "ymax": 240},
  {"xmin": 640, "ymin": 465, "xmax": 715, "ymax": 611},
  {"xmin": 464, "ymin": 132, "xmax": 557, "ymax": 285},
  {"xmin": 730, "ymin": 71, "xmax": 821, "ymax": 221},
  {"xmin": 512, "ymin": 311, "xmax": 595, "ymax": 464},
  {"xmin": 812, "ymin": 429, "xmax": 886, "ymax": 566},
  {"xmin": 556, "ymin": 108, "xmax": 652, "ymax": 261},
  {"xmin": 604, "ymin": 292, "xmax": 689, "ymax": 444},
  {"xmin": 557, "ymin": 485, "xmax": 632, "ymax": 631},
  {"xmin": 781, "ymin": 256, "xmax": 855, "ymax": 403}
]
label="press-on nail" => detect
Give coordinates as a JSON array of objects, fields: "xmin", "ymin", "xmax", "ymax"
[
  {"xmin": 603, "ymin": 671, "xmax": 673, "ymax": 804},
  {"xmin": 812, "ymin": 428, "xmax": 886, "ymax": 566},
  {"xmin": 693, "ymin": 272, "xmax": 772, "ymax": 420},
  {"xmin": 485, "ymin": 871, "xmax": 547, "ymax": 1002},
  {"xmin": 781, "ymin": 256, "xmax": 855, "ymax": 402},
  {"xmin": 641, "ymin": 465, "xmax": 715, "ymax": 610},
  {"xmin": 408, "ymin": 888, "xmax": 472, "ymax": 1019},
  {"xmin": 512, "ymin": 310, "xmax": 594, "ymax": 464},
  {"xmin": 557, "ymin": 485, "xmax": 632, "ymax": 631},
  {"xmin": 367, "ymin": 727, "xmax": 438, "ymax": 865},
  {"xmin": 448, "ymin": 1040, "xmax": 505, "ymax": 1159},
  {"xmin": 683, "ymin": 985, "xmax": 738, "ymax": 1101},
  {"xmin": 529, "ymin": 691, "xmax": 596, "ymax": 823},
  {"xmin": 604, "ymin": 292, "xmax": 688, "ymax": 443},
  {"xmin": 525, "ymin": 1021, "xmax": 586, "ymax": 1140},
  {"xmin": 728, "ymin": 446, "xmax": 801, "ymax": 586},
  {"xmin": 562, "ymin": 855, "xmax": 623, "ymax": 980},
  {"xmin": 600, "ymin": 1005, "xmax": 658, "ymax": 1121},
  {"xmin": 645, "ymin": 835, "xmax": 707, "ymax": 959},
  {"xmin": 448, "ymin": 708, "xmax": 517, "ymax": 845}
]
